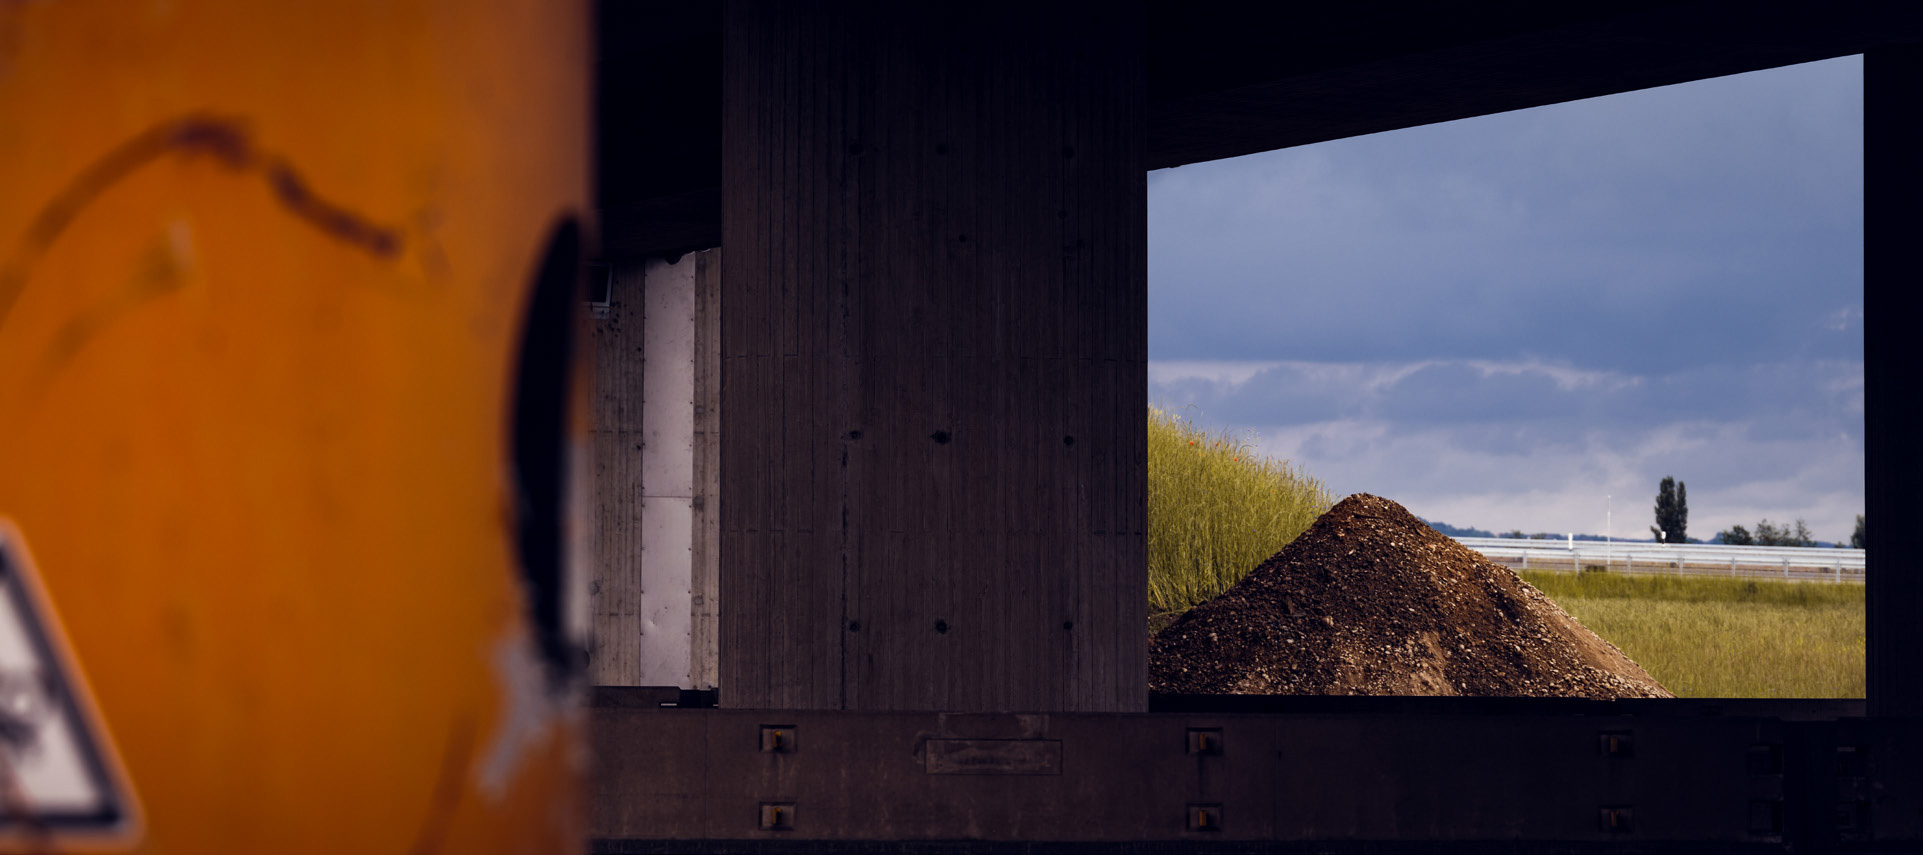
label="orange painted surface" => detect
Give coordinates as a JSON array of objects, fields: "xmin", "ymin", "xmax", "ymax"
[{"xmin": 0, "ymin": 1, "xmax": 589, "ymax": 851}]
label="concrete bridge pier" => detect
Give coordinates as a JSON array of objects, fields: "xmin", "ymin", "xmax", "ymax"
[
  {"xmin": 1867, "ymin": 43, "xmax": 1923, "ymax": 719},
  {"xmin": 719, "ymin": 0, "xmax": 1148, "ymax": 712}
]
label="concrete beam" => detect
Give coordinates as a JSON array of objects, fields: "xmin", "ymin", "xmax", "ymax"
[
  {"xmin": 1147, "ymin": 0, "xmax": 1918, "ymax": 169},
  {"xmin": 595, "ymin": 1, "xmax": 1923, "ymax": 261},
  {"xmin": 588, "ymin": 701, "xmax": 1919, "ymax": 848}
]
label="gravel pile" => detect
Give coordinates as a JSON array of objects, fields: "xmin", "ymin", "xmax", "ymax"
[{"xmin": 1150, "ymin": 493, "xmax": 1672, "ymax": 699}]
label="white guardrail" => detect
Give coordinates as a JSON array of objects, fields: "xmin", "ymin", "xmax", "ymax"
[{"xmin": 1452, "ymin": 536, "xmax": 1865, "ymax": 583}]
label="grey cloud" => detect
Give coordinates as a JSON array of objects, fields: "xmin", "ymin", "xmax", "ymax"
[
  {"xmin": 1374, "ymin": 363, "xmax": 1568, "ymax": 425},
  {"xmin": 1242, "ymin": 418, "xmax": 1863, "ymax": 540},
  {"xmin": 1148, "ymin": 56, "xmax": 1863, "ymax": 375},
  {"xmin": 1149, "ymin": 358, "xmax": 1863, "ymax": 451}
]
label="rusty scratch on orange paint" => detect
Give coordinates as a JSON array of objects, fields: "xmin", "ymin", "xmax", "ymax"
[
  {"xmin": 35, "ymin": 265, "xmax": 189, "ymax": 382},
  {"xmin": 408, "ymin": 711, "xmax": 478, "ymax": 855},
  {"xmin": 0, "ymin": 114, "xmax": 408, "ymax": 335}
]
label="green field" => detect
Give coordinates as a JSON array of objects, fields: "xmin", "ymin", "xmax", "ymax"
[{"xmin": 1518, "ymin": 570, "xmax": 1865, "ymax": 698}]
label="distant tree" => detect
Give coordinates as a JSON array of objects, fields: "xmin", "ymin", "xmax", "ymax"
[
  {"xmin": 1651, "ymin": 476, "xmax": 1687, "ymax": 543},
  {"xmin": 1506, "ymin": 529, "xmax": 1526, "ymax": 539},
  {"xmin": 1719, "ymin": 525, "xmax": 1753, "ymax": 546},
  {"xmin": 1794, "ymin": 519, "xmax": 1815, "ymax": 547},
  {"xmin": 1850, "ymin": 514, "xmax": 1866, "ymax": 549},
  {"xmin": 1676, "ymin": 482, "xmax": 1688, "ymax": 541},
  {"xmin": 1751, "ymin": 518, "xmax": 1816, "ymax": 548}
]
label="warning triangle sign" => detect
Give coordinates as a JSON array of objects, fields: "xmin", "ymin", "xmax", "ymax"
[{"xmin": 0, "ymin": 521, "xmax": 139, "ymax": 845}]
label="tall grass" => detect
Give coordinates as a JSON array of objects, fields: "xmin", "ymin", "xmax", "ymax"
[
  {"xmin": 1147, "ymin": 407, "xmax": 1334, "ymax": 615},
  {"xmin": 1519, "ymin": 570, "xmax": 1864, "ymax": 698}
]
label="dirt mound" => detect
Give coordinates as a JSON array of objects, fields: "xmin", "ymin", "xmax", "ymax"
[{"xmin": 1150, "ymin": 494, "xmax": 1671, "ymax": 699}]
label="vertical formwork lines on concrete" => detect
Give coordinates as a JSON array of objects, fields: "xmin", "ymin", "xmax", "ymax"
[
  {"xmin": 589, "ymin": 262, "xmax": 648, "ymax": 687},
  {"xmin": 722, "ymin": 0, "xmax": 1147, "ymax": 712},
  {"xmin": 692, "ymin": 251, "xmax": 722, "ymax": 691}
]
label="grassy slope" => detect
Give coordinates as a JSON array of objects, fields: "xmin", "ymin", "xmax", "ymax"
[
  {"xmin": 1519, "ymin": 570, "xmax": 1865, "ymax": 698},
  {"xmin": 1147, "ymin": 407, "xmax": 1334, "ymax": 615}
]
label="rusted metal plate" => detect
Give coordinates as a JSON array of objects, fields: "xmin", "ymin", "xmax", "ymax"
[{"xmin": 923, "ymin": 739, "xmax": 1063, "ymax": 776}]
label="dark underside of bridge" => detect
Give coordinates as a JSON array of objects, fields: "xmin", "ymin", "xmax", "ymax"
[
  {"xmin": 598, "ymin": 0, "xmax": 1914, "ymax": 260},
  {"xmin": 590, "ymin": 1, "xmax": 1923, "ymax": 852}
]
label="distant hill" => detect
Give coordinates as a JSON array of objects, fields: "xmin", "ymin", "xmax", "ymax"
[
  {"xmin": 1421, "ymin": 517, "xmax": 1721, "ymax": 545},
  {"xmin": 1707, "ymin": 532, "xmax": 1840, "ymax": 548},
  {"xmin": 1424, "ymin": 516, "xmax": 1848, "ymax": 548},
  {"xmin": 1419, "ymin": 519, "xmax": 1494, "ymax": 539}
]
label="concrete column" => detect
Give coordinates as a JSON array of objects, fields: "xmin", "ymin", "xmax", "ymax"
[
  {"xmin": 1866, "ymin": 45, "xmax": 1922, "ymax": 717},
  {"xmin": 589, "ymin": 252, "xmax": 721, "ymax": 689},
  {"xmin": 720, "ymin": 0, "xmax": 1146, "ymax": 711}
]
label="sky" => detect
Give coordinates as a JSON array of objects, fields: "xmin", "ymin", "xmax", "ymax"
[{"xmin": 1146, "ymin": 56, "xmax": 1863, "ymax": 543}]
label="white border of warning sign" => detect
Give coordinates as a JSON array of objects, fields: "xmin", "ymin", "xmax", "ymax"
[{"xmin": 0, "ymin": 519, "xmax": 142, "ymax": 849}]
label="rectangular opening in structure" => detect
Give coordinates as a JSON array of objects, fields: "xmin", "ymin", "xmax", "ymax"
[{"xmin": 1145, "ymin": 56, "xmax": 1865, "ymax": 701}]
